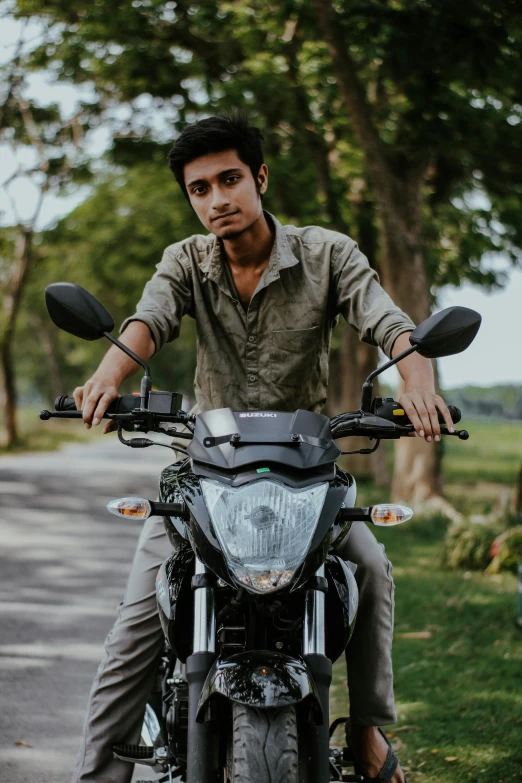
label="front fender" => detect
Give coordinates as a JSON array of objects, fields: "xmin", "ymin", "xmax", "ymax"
[{"xmin": 197, "ymin": 651, "xmax": 322, "ymax": 722}]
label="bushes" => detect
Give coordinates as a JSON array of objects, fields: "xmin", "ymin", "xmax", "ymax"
[
  {"xmin": 444, "ymin": 511, "xmax": 522, "ymax": 574},
  {"xmin": 444, "ymin": 518, "xmax": 500, "ymax": 570},
  {"xmin": 487, "ymin": 526, "xmax": 522, "ymax": 574}
]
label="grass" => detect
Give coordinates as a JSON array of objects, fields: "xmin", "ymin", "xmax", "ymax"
[
  {"xmin": 330, "ymin": 515, "xmax": 522, "ymax": 782},
  {"xmin": 442, "ymin": 418, "xmax": 522, "ymax": 487},
  {"xmin": 0, "ymin": 405, "xmax": 101, "ymax": 454}
]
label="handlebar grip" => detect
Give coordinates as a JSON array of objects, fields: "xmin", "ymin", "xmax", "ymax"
[
  {"xmin": 447, "ymin": 405, "xmax": 461, "ymax": 424},
  {"xmin": 55, "ymin": 395, "xmax": 78, "ymax": 412},
  {"xmin": 372, "ymin": 398, "xmax": 462, "ymax": 426},
  {"xmin": 54, "ymin": 394, "xmax": 139, "ymax": 415}
]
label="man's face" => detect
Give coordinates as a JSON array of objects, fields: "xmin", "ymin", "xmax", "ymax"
[{"xmin": 184, "ymin": 149, "xmax": 268, "ymax": 239}]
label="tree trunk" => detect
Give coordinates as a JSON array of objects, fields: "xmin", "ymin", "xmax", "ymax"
[
  {"xmin": 312, "ymin": 0, "xmax": 441, "ymax": 501},
  {"xmin": 29, "ymin": 312, "xmax": 64, "ymax": 401},
  {"xmin": 378, "ymin": 185, "xmax": 442, "ymax": 502},
  {"xmin": 337, "ymin": 323, "xmax": 389, "ymax": 485},
  {"xmin": 1, "ymin": 228, "xmax": 33, "ymax": 447}
]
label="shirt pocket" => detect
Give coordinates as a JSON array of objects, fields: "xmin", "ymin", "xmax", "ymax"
[{"xmin": 268, "ymin": 326, "xmax": 322, "ymax": 392}]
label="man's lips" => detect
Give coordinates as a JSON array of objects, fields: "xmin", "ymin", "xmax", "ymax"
[{"xmin": 213, "ymin": 211, "xmax": 238, "ymax": 222}]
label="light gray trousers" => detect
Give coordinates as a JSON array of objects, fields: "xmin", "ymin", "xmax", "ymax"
[{"xmin": 73, "ymin": 516, "xmax": 396, "ymax": 783}]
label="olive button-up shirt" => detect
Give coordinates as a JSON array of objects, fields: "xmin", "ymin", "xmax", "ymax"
[{"xmin": 120, "ymin": 211, "xmax": 415, "ymax": 413}]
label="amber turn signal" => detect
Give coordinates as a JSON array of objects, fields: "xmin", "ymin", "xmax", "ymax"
[
  {"xmin": 370, "ymin": 504, "xmax": 413, "ymax": 526},
  {"xmin": 107, "ymin": 497, "xmax": 152, "ymax": 519}
]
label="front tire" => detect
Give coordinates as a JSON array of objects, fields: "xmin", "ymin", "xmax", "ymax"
[{"xmin": 228, "ymin": 703, "xmax": 299, "ymax": 783}]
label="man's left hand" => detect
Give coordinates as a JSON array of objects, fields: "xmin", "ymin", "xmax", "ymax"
[{"xmin": 398, "ymin": 389, "xmax": 455, "ymax": 442}]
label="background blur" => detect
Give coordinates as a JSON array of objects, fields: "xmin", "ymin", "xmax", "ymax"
[{"xmin": 1, "ymin": 1, "xmax": 521, "ymax": 781}]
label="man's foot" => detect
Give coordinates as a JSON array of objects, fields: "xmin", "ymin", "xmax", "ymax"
[{"xmin": 350, "ymin": 724, "xmax": 406, "ymax": 783}]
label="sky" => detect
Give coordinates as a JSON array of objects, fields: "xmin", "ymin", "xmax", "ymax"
[{"xmin": 1, "ymin": 14, "xmax": 520, "ymax": 392}]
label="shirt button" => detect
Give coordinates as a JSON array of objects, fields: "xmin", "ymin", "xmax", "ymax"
[
  {"xmin": 248, "ymin": 335, "xmax": 256, "ymax": 343},
  {"xmin": 248, "ymin": 374, "xmax": 256, "ymax": 383}
]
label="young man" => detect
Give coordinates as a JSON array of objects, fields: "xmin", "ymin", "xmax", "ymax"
[{"xmin": 73, "ymin": 113, "xmax": 454, "ymax": 783}]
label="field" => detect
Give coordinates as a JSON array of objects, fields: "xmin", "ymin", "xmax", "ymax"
[{"xmin": 332, "ymin": 418, "xmax": 522, "ymax": 782}]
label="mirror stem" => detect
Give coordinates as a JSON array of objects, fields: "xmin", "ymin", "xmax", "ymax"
[
  {"xmin": 104, "ymin": 332, "xmax": 152, "ymax": 409},
  {"xmin": 360, "ymin": 345, "xmax": 418, "ymax": 411},
  {"xmin": 140, "ymin": 373, "xmax": 152, "ymax": 410}
]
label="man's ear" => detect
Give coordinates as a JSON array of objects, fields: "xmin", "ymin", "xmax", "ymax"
[{"xmin": 257, "ymin": 163, "xmax": 269, "ymax": 195}]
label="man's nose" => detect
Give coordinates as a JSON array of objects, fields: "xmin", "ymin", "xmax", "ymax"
[{"xmin": 210, "ymin": 185, "xmax": 231, "ymax": 211}]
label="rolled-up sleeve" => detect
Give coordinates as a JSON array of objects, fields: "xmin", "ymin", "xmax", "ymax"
[
  {"xmin": 331, "ymin": 239, "xmax": 415, "ymax": 357},
  {"xmin": 119, "ymin": 243, "xmax": 194, "ymax": 354}
]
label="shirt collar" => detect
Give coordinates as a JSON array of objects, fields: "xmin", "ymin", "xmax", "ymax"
[{"xmin": 200, "ymin": 210, "xmax": 300, "ymax": 288}]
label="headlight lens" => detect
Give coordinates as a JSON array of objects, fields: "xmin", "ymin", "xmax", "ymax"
[{"xmin": 201, "ymin": 479, "xmax": 328, "ymax": 593}]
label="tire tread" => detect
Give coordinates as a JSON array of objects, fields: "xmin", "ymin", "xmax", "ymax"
[{"xmin": 230, "ymin": 703, "xmax": 298, "ymax": 783}]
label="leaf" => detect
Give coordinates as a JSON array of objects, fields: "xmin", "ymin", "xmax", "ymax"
[
  {"xmin": 396, "ymin": 631, "xmax": 433, "ymax": 639},
  {"xmin": 15, "ymin": 739, "xmax": 33, "ymax": 748},
  {"xmin": 445, "ymin": 756, "xmax": 458, "ymax": 762},
  {"xmin": 430, "ymin": 748, "xmax": 439, "ymax": 754}
]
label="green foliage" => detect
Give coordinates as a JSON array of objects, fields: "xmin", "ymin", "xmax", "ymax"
[
  {"xmin": 10, "ymin": 0, "xmax": 522, "ymax": 285},
  {"xmin": 19, "ymin": 161, "xmax": 204, "ymax": 401},
  {"xmin": 444, "ymin": 519, "xmax": 500, "ymax": 571},
  {"xmin": 487, "ymin": 525, "xmax": 522, "ymax": 574}
]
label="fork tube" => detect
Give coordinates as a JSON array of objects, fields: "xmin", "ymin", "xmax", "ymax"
[
  {"xmin": 186, "ymin": 556, "xmax": 217, "ymax": 782},
  {"xmin": 303, "ymin": 564, "xmax": 326, "ymax": 655},
  {"xmin": 193, "ymin": 557, "xmax": 216, "ymax": 653},
  {"xmin": 303, "ymin": 564, "xmax": 331, "ymax": 783}
]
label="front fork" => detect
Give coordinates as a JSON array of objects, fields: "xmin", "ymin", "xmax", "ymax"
[
  {"xmin": 303, "ymin": 564, "xmax": 333, "ymax": 783},
  {"xmin": 186, "ymin": 556, "xmax": 218, "ymax": 783},
  {"xmin": 185, "ymin": 560, "xmax": 332, "ymax": 783}
]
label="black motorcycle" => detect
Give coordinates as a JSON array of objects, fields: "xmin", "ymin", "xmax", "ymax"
[{"xmin": 41, "ymin": 283, "xmax": 480, "ymax": 783}]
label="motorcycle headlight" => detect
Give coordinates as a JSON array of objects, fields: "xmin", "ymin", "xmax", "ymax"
[{"xmin": 201, "ymin": 479, "xmax": 328, "ymax": 593}]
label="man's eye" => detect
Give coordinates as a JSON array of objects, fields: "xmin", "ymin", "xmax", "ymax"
[
  {"xmin": 193, "ymin": 187, "xmax": 207, "ymax": 195},
  {"xmin": 226, "ymin": 176, "xmax": 240, "ymax": 183}
]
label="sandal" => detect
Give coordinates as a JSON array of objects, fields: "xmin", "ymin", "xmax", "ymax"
[{"xmin": 345, "ymin": 720, "xmax": 408, "ymax": 783}]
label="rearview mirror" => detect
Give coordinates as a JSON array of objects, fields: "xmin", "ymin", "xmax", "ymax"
[
  {"xmin": 45, "ymin": 283, "xmax": 114, "ymax": 340},
  {"xmin": 409, "ymin": 306, "xmax": 481, "ymax": 358}
]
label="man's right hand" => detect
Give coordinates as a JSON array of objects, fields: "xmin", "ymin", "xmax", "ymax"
[
  {"xmin": 72, "ymin": 322, "xmax": 155, "ymax": 433},
  {"xmin": 73, "ymin": 379, "xmax": 120, "ymax": 433}
]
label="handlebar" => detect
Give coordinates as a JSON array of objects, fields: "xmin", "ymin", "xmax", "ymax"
[
  {"xmin": 41, "ymin": 395, "xmax": 468, "ymax": 442},
  {"xmin": 54, "ymin": 394, "xmax": 140, "ymax": 415},
  {"xmin": 40, "ymin": 393, "xmax": 192, "ymax": 436},
  {"xmin": 330, "ymin": 399, "xmax": 468, "ymax": 441}
]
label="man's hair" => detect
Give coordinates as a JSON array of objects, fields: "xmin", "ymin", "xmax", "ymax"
[{"xmin": 168, "ymin": 111, "xmax": 265, "ymax": 201}]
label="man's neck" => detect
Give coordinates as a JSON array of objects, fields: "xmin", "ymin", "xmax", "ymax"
[{"xmin": 221, "ymin": 211, "xmax": 274, "ymax": 269}]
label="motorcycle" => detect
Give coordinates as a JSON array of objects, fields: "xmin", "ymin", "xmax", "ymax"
[{"xmin": 41, "ymin": 282, "xmax": 480, "ymax": 783}]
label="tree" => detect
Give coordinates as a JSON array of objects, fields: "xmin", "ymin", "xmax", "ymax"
[
  {"xmin": 0, "ymin": 28, "xmax": 91, "ymax": 445},
  {"xmin": 311, "ymin": 0, "xmax": 522, "ymax": 501},
  {"xmin": 20, "ymin": 159, "xmax": 203, "ymax": 403}
]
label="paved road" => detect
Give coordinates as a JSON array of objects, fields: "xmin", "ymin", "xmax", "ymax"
[{"xmin": 0, "ymin": 439, "xmax": 178, "ymax": 783}]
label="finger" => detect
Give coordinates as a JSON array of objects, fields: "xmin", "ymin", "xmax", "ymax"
[
  {"xmin": 409, "ymin": 394, "xmax": 434, "ymax": 440},
  {"xmin": 92, "ymin": 393, "xmax": 114, "ymax": 426},
  {"xmin": 424, "ymin": 397, "xmax": 441, "ymax": 441},
  {"xmin": 73, "ymin": 386, "xmax": 84, "ymax": 411},
  {"xmin": 82, "ymin": 391, "xmax": 101, "ymax": 428},
  {"xmin": 103, "ymin": 420, "xmax": 117, "ymax": 434},
  {"xmin": 399, "ymin": 397, "xmax": 425, "ymax": 438},
  {"xmin": 436, "ymin": 396, "xmax": 455, "ymax": 433}
]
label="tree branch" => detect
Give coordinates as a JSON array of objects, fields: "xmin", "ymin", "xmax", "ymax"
[{"xmin": 312, "ymin": 0, "xmax": 412, "ymax": 253}]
